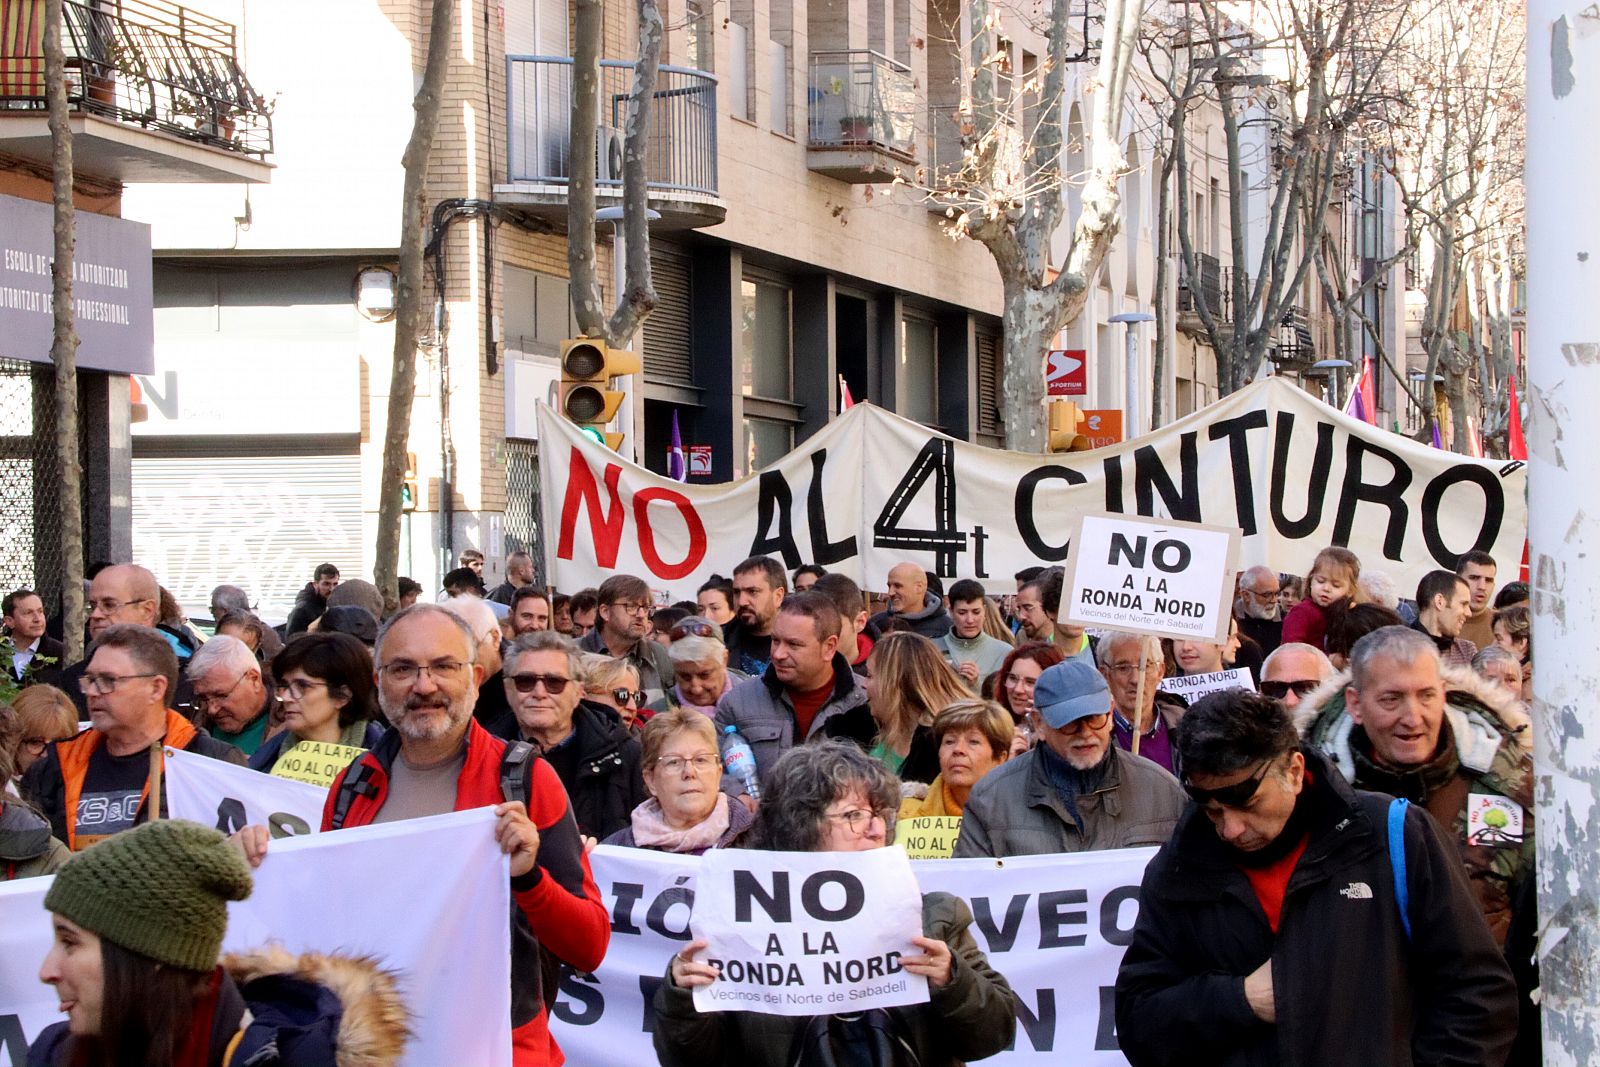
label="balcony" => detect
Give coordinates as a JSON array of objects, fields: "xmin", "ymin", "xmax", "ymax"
[
  {"xmin": 807, "ymin": 50, "xmax": 919, "ymax": 183},
  {"xmin": 1176, "ymin": 252, "xmax": 1223, "ymax": 336},
  {"xmin": 0, "ymin": 0, "xmax": 272, "ymax": 183},
  {"xmin": 497, "ymin": 56, "xmax": 724, "ymax": 231},
  {"xmin": 1272, "ymin": 306, "xmax": 1322, "ymax": 366}
]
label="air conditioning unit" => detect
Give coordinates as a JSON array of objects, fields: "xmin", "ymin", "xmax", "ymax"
[{"xmin": 596, "ymin": 126, "xmax": 625, "ymax": 183}]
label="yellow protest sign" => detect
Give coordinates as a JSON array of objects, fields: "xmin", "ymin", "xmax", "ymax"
[
  {"xmin": 897, "ymin": 815, "xmax": 962, "ymax": 859},
  {"xmin": 269, "ymin": 739, "xmax": 367, "ymax": 788}
]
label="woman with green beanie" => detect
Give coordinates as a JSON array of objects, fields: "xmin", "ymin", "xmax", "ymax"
[{"xmin": 30, "ymin": 819, "xmax": 409, "ymax": 1067}]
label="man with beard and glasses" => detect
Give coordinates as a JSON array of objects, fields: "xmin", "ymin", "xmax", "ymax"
[
  {"xmin": 954, "ymin": 657, "xmax": 1183, "ymax": 858},
  {"xmin": 1115, "ymin": 689, "xmax": 1516, "ymax": 1067},
  {"xmin": 231, "ymin": 604, "xmax": 609, "ymax": 1066},
  {"xmin": 1234, "ymin": 566, "xmax": 1283, "ymax": 656}
]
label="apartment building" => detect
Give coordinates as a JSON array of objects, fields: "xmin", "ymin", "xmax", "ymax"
[{"xmin": 0, "ymin": 0, "xmax": 271, "ymax": 612}]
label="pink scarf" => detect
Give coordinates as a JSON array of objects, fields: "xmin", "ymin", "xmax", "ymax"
[
  {"xmin": 630, "ymin": 793, "xmax": 732, "ymax": 853},
  {"xmin": 674, "ymin": 674, "xmax": 735, "ymax": 717}
]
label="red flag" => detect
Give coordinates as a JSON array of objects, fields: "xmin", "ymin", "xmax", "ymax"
[
  {"xmin": 839, "ymin": 375, "xmax": 856, "ymax": 413},
  {"xmin": 1507, "ymin": 372, "xmax": 1528, "ymax": 461}
]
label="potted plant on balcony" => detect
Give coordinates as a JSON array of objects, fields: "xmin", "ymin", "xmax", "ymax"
[{"xmin": 839, "ymin": 114, "xmax": 871, "ymax": 141}]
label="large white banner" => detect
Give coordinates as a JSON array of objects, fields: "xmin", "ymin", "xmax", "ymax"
[
  {"xmin": 540, "ymin": 378, "xmax": 1526, "ymax": 599},
  {"xmin": 164, "ymin": 745, "xmax": 329, "ymax": 837},
  {"xmin": 547, "ymin": 845, "xmax": 1153, "ymax": 1065},
  {"xmin": 0, "ymin": 809, "xmax": 512, "ymax": 1067}
]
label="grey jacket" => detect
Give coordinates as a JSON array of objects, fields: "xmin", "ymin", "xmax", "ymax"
[
  {"xmin": 953, "ymin": 744, "xmax": 1186, "ymax": 858},
  {"xmin": 578, "ymin": 627, "xmax": 675, "ymax": 703},
  {"xmin": 939, "ymin": 630, "xmax": 1013, "ymax": 679},
  {"xmin": 868, "ymin": 590, "xmax": 953, "ymax": 639},
  {"xmin": 713, "ymin": 655, "xmax": 869, "ymax": 792}
]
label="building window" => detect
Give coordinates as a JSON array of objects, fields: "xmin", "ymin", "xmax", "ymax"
[
  {"xmin": 900, "ymin": 316, "xmax": 938, "ymax": 425},
  {"xmin": 742, "ymin": 417, "xmax": 794, "ymax": 474},
  {"xmin": 740, "ymin": 278, "xmax": 793, "ymax": 399},
  {"xmin": 685, "ymin": 0, "xmax": 713, "ymax": 72}
]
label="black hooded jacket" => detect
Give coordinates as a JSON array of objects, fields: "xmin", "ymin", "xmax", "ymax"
[
  {"xmin": 488, "ymin": 699, "xmax": 646, "ymax": 840},
  {"xmin": 1114, "ymin": 748, "xmax": 1517, "ymax": 1067}
]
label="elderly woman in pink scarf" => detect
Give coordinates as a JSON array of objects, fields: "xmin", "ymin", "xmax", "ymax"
[
  {"xmin": 644, "ymin": 618, "xmax": 744, "ymax": 718},
  {"xmin": 602, "ymin": 709, "xmax": 755, "ymax": 853}
]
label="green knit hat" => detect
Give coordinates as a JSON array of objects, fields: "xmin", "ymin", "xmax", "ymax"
[{"xmin": 44, "ymin": 820, "xmax": 253, "ymax": 972}]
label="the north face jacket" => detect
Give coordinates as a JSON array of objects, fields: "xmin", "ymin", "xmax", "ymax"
[
  {"xmin": 1296, "ymin": 665, "xmax": 1534, "ymax": 945},
  {"xmin": 1115, "ymin": 748, "xmax": 1517, "ymax": 1067}
]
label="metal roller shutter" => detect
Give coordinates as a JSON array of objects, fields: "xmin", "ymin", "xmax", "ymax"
[
  {"xmin": 132, "ymin": 452, "xmax": 363, "ymax": 624},
  {"xmin": 644, "ymin": 242, "xmax": 694, "ymax": 385},
  {"xmin": 977, "ymin": 331, "xmax": 1001, "ymax": 438}
]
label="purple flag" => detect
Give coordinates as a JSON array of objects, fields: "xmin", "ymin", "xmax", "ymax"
[
  {"xmin": 668, "ymin": 410, "xmax": 687, "ymax": 481},
  {"xmin": 1430, "ymin": 420, "xmax": 1443, "ymax": 450}
]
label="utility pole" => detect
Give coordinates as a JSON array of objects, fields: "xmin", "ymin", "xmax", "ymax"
[
  {"xmin": 1526, "ymin": 3, "xmax": 1600, "ymax": 1062},
  {"xmin": 1110, "ymin": 312, "xmax": 1154, "ymax": 438}
]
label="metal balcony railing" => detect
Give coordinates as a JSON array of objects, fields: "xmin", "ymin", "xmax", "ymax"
[
  {"xmin": 1276, "ymin": 306, "xmax": 1318, "ymax": 362},
  {"xmin": 0, "ymin": 0, "xmax": 272, "ymax": 156},
  {"xmin": 808, "ymin": 50, "xmax": 918, "ymax": 158},
  {"xmin": 1178, "ymin": 252, "xmax": 1223, "ymax": 318},
  {"xmin": 925, "ymin": 104, "xmax": 1021, "ymax": 189},
  {"xmin": 506, "ymin": 56, "xmax": 719, "ymax": 197}
]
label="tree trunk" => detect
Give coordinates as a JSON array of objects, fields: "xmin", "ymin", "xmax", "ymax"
[
  {"xmin": 44, "ymin": 0, "xmax": 84, "ymax": 661},
  {"xmin": 1151, "ymin": 148, "xmax": 1176, "ymax": 427},
  {"xmin": 568, "ymin": 0, "xmax": 606, "ymax": 335},
  {"xmin": 604, "ymin": 0, "xmax": 663, "ymax": 343},
  {"xmin": 373, "ymin": 0, "xmax": 455, "ymax": 614}
]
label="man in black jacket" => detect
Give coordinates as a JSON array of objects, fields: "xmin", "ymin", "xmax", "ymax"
[
  {"xmin": 285, "ymin": 563, "xmax": 340, "ymax": 636},
  {"xmin": 490, "ymin": 630, "xmax": 645, "ymax": 840},
  {"xmin": 1114, "ymin": 688, "xmax": 1516, "ymax": 1067}
]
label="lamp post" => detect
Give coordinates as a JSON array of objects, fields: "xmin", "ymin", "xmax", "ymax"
[
  {"xmin": 1109, "ymin": 312, "xmax": 1155, "ymax": 437},
  {"xmin": 1308, "ymin": 357, "xmax": 1353, "ymax": 409},
  {"xmin": 595, "ymin": 205, "xmax": 660, "ymax": 462}
]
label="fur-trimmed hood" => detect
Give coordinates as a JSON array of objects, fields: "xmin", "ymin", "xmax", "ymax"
[
  {"xmin": 224, "ymin": 946, "xmax": 410, "ymax": 1067},
  {"xmin": 1295, "ymin": 663, "xmax": 1531, "ymax": 783}
]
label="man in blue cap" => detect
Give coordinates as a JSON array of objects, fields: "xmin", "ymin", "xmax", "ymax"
[{"xmin": 953, "ymin": 654, "xmax": 1185, "ymax": 857}]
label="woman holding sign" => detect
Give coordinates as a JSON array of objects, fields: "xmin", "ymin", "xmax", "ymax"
[
  {"xmin": 248, "ymin": 634, "xmax": 384, "ymax": 786},
  {"xmin": 654, "ymin": 741, "xmax": 1017, "ymax": 1067}
]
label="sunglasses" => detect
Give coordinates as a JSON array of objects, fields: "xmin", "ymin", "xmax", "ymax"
[
  {"xmin": 668, "ymin": 616, "xmax": 722, "ymax": 642},
  {"xmin": 1259, "ymin": 679, "xmax": 1321, "ymax": 701},
  {"xmin": 508, "ymin": 672, "xmax": 571, "ymax": 695},
  {"xmin": 611, "ymin": 688, "xmax": 647, "ymax": 707},
  {"xmin": 1182, "ymin": 759, "xmax": 1273, "ymax": 808}
]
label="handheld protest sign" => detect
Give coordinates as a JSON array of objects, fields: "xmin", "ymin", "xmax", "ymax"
[
  {"xmin": 689, "ymin": 845, "xmax": 930, "ymax": 1016},
  {"xmin": 1060, "ymin": 512, "xmax": 1241, "ymax": 643}
]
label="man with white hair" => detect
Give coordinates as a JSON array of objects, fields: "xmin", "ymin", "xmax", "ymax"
[
  {"xmin": 442, "ymin": 594, "xmax": 510, "ymax": 727},
  {"xmin": 1234, "ymin": 566, "xmax": 1282, "ymax": 656},
  {"xmin": 208, "ymin": 584, "xmax": 252, "ymax": 623},
  {"xmin": 1099, "ymin": 632, "xmax": 1184, "ymax": 774},
  {"xmin": 187, "ymin": 634, "xmax": 275, "ymax": 756},
  {"xmin": 1258, "ymin": 642, "xmax": 1334, "ymax": 713}
]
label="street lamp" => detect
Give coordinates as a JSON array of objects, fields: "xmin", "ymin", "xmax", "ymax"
[
  {"xmin": 1308, "ymin": 357, "xmax": 1353, "ymax": 408},
  {"xmin": 1109, "ymin": 312, "xmax": 1156, "ymax": 436}
]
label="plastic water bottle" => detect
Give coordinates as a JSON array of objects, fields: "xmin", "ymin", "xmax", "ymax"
[{"xmin": 720, "ymin": 725, "xmax": 762, "ymax": 801}]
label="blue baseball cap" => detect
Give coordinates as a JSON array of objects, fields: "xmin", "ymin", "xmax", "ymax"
[{"xmin": 1033, "ymin": 657, "xmax": 1112, "ymax": 729}]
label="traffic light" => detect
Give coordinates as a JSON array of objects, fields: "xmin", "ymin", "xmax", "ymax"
[
  {"xmin": 1047, "ymin": 399, "xmax": 1087, "ymax": 453},
  {"xmin": 401, "ymin": 451, "xmax": 419, "ymax": 511},
  {"xmin": 561, "ymin": 337, "xmax": 640, "ymax": 450}
]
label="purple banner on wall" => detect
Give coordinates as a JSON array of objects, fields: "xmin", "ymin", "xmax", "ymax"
[{"xmin": 0, "ymin": 193, "xmax": 154, "ymax": 375}]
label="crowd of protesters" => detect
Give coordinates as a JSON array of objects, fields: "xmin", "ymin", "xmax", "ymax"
[{"xmin": 0, "ymin": 542, "xmax": 1539, "ymax": 1066}]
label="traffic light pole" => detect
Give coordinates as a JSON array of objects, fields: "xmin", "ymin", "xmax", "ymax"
[{"xmin": 1526, "ymin": 5, "xmax": 1600, "ymax": 1061}]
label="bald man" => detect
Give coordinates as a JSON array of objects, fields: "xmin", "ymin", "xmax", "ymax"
[
  {"xmin": 866, "ymin": 562, "xmax": 952, "ymax": 639},
  {"xmin": 61, "ymin": 564, "xmax": 167, "ymax": 715}
]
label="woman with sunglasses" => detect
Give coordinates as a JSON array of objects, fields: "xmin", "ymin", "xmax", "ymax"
[
  {"xmin": 501, "ymin": 633, "xmax": 647, "ymax": 840},
  {"xmin": 248, "ymin": 633, "xmax": 383, "ymax": 779},
  {"xmin": 583, "ymin": 655, "xmax": 649, "ymax": 730},
  {"xmin": 655, "ymin": 740, "xmax": 1017, "ymax": 1067},
  {"xmin": 602, "ymin": 709, "xmax": 755, "ymax": 853}
]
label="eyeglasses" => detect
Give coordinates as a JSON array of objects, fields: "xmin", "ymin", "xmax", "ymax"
[
  {"xmin": 1106, "ymin": 663, "xmax": 1151, "ymax": 678},
  {"xmin": 653, "ymin": 753, "xmax": 720, "ymax": 774},
  {"xmin": 611, "ymin": 688, "xmax": 647, "ymax": 707},
  {"xmin": 1059, "ymin": 711, "xmax": 1112, "ymax": 734},
  {"xmin": 193, "ymin": 671, "xmax": 254, "ymax": 711},
  {"xmin": 1259, "ymin": 679, "xmax": 1322, "ymax": 701},
  {"xmin": 824, "ymin": 807, "xmax": 894, "ymax": 834},
  {"xmin": 668, "ymin": 617, "xmax": 723, "ymax": 642},
  {"xmin": 21, "ymin": 736, "xmax": 50, "ymax": 753},
  {"xmin": 279, "ymin": 679, "xmax": 330, "ymax": 700},
  {"xmin": 78, "ymin": 672, "xmax": 159, "ymax": 695},
  {"xmin": 379, "ymin": 661, "xmax": 469, "ymax": 684},
  {"xmin": 1182, "ymin": 759, "xmax": 1274, "ymax": 808},
  {"xmin": 607, "ymin": 601, "xmax": 652, "ymax": 616},
  {"xmin": 508, "ymin": 672, "xmax": 571, "ymax": 695},
  {"xmin": 88, "ymin": 596, "xmax": 151, "ymax": 615},
  {"xmin": 1241, "ymin": 588, "xmax": 1280, "ymax": 603}
]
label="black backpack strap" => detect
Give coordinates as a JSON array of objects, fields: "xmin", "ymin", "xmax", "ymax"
[
  {"xmin": 500, "ymin": 740, "xmax": 535, "ymax": 807},
  {"xmin": 328, "ymin": 759, "xmax": 380, "ymax": 831}
]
